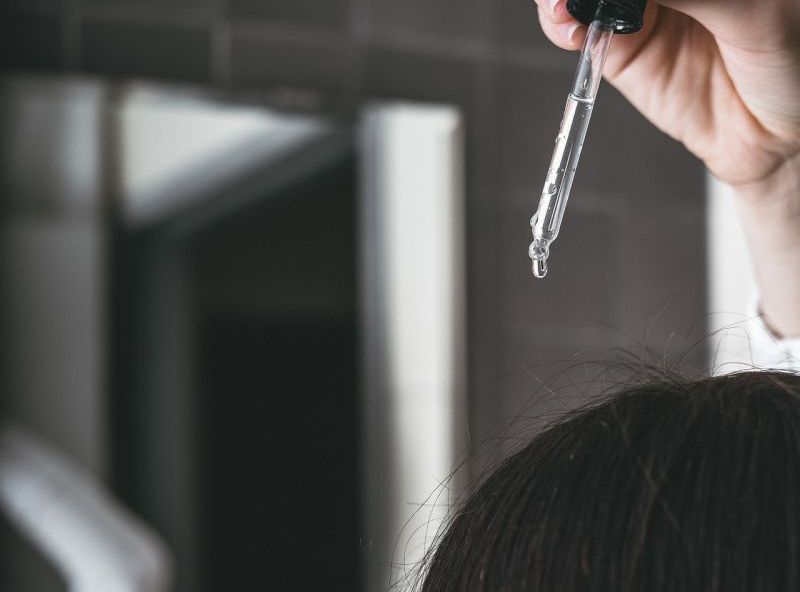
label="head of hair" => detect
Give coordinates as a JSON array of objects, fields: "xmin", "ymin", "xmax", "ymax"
[{"xmin": 419, "ymin": 370, "xmax": 800, "ymax": 592}]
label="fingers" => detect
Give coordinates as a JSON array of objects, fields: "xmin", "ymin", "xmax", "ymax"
[
  {"xmin": 536, "ymin": 0, "xmax": 660, "ymax": 66},
  {"xmin": 539, "ymin": 0, "xmax": 577, "ymax": 25},
  {"xmin": 536, "ymin": 0, "xmax": 587, "ymax": 52},
  {"xmin": 537, "ymin": 0, "xmax": 778, "ymax": 55}
]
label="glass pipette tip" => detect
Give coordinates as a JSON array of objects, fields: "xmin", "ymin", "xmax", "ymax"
[{"xmin": 529, "ymin": 11, "xmax": 614, "ymax": 278}]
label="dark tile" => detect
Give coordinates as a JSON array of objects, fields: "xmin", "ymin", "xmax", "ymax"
[
  {"xmin": 498, "ymin": 347, "xmax": 609, "ymax": 421},
  {"xmin": 82, "ymin": 0, "xmax": 207, "ymax": 5},
  {"xmin": 496, "ymin": 67, "xmax": 571, "ymax": 209},
  {"xmin": 81, "ymin": 19, "xmax": 211, "ymax": 82},
  {"xmin": 230, "ymin": 28, "xmax": 353, "ymax": 110},
  {"xmin": 496, "ymin": 204, "xmax": 707, "ymax": 376},
  {"xmin": 467, "ymin": 203, "xmax": 502, "ymax": 328},
  {"xmin": 496, "ymin": 0, "xmax": 557, "ymax": 53},
  {"xmin": 469, "ymin": 344, "xmax": 503, "ymax": 465},
  {"xmin": 483, "ymin": 344, "xmax": 629, "ymax": 462},
  {"xmin": 0, "ymin": 0, "xmax": 61, "ymax": 11},
  {"xmin": 496, "ymin": 65, "xmax": 705, "ymax": 211},
  {"xmin": 363, "ymin": 46, "xmax": 477, "ymax": 108},
  {"xmin": 494, "ymin": 338, "xmax": 699, "ymax": 458},
  {"xmin": 367, "ymin": 0, "xmax": 483, "ymax": 42},
  {"xmin": 614, "ymin": 207, "xmax": 708, "ymax": 370},
  {"xmin": 592, "ymin": 86, "xmax": 706, "ymax": 203},
  {"xmin": 496, "ymin": 207, "xmax": 618, "ymax": 347},
  {"xmin": 0, "ymin": 11, "xmax": 63, "ymax": 71},
  {"xmin": 228, "ymin": 0, "xmax": 349, "ymax": 30}
]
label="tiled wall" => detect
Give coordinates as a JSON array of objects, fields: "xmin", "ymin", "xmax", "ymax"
[{"xmin": 0, "ymin": 0, "xmax": 708, "ymax": 459}]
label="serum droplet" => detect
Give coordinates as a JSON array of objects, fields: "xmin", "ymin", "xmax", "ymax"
[{"xmin": 532, "ymin": 257, "xmax": 548, "ymax": 279}]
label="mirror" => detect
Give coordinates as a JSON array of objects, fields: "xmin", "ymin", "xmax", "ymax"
[{"xmin": 0, "ymin": 75, "xmax": 466, "ymax": 592}]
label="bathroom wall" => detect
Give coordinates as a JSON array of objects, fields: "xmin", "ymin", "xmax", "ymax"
[{"xmin": 0, "ymin": 0, "xmax": 707, "ymax": 474}]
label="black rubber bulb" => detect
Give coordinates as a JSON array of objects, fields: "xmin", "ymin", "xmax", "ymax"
[{"xmin": 566, "ymin": 0, "xmax": 648, "ymax": 34}]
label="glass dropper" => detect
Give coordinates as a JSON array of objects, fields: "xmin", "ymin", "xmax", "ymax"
[{"xmin": 529, "ymin": 5, "xmax": 614, "ymax": 278}]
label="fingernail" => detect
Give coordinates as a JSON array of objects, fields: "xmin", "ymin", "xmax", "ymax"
[{"xmin": 564, "ymin": 22, "xmax": 584, "ymax": 42}]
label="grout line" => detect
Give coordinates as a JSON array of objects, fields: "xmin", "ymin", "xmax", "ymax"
[
  {"xmin": 210, "ymin": 0, "xmax": 231, "ymax": 89},
  {"xmin": 347, "ymin": 0, "xmax": 369, "ymax": 100},
  {"xmin": 63, "ymin": 0, "xmax": 82, "ymax": 70},
  {"xmin": 0, "ymin": 4, "xmax": 60, "ymax": 16},
  {"xmin": 80, "ymin": 4, "xmax": 211, "ymax": 28},
  {"xmin": 195, "ymin": 14, "xmax": 572, "ymax": 77},
  {"xmin": 468, "ymin": 0, "xmax": 502, "ymax": 490},
  {"xmin": 229, "ymin": 19, "xmax": 349, "ymax": 45},
  {"xmin": 497, "ymin": 45, "xmax": 577, "ymax": 72},
  {"xmin": 501, "ymin": 190, "xmax": 708, "ymax": 218},
  {"xmin": 228, "ymin": 18, "xmax": 570, "ymax": 75},
  {"xmin": 478, "ymin": 0, "xmax": 496, "ymax": 58},
  {"xmin": 350, "ymin": 0, "xmax": 369, "ymax": 40},
  {"xmin": 4, "ymin": 1, "xmax": 575, "ymax": 77},
  {"xmin": 360, "ymin": 27, "xmax": 491, "ymax": 61}
]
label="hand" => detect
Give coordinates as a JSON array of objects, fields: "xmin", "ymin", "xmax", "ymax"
[
  {"xmin": 538, "ymin": 0, "xmax": 800, "ymax": 337},
  {"xmin": 537, "ymin": 0, "xmax": 800, "ymax": 192}
]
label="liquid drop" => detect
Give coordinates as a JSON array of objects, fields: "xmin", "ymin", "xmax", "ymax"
[{"xmin": 532, "ymin": 257, "xmax": 548, "ymax": 279}]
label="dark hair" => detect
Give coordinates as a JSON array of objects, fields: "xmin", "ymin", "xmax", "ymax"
[{"xmin": 420, "ymin": 370, "xmax": 800, "ymax": 591}]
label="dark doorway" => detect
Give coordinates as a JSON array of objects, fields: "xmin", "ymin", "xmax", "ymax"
[
  {"xmin": 111, "ymin": 152, "xmax": 360, "ymax": 591},
  {"xmin": 191, "ymin": 160, "xmax": 359, "ymax": 590}
]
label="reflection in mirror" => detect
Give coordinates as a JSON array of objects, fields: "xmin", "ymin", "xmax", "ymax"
[
  {"xmin": 110, "ymin": 81, "xmax": 357, "ymax": 592},
  {"xmin": 117, "ymin": 84, "xmax": 338, "ymax": 226},
  {"xmin": 1, "ymin": 75, "xmax": 466, "ymax": 592}
]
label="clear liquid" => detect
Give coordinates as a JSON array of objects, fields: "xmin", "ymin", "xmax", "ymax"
[
  {"xmin": 532, "ymin": 94, "xmax": 594, "ymax": 241},
  {"xmin": 529, "ymin": 94, "xmax": 595, "ymax": 279},
  {"xmin": 529, "ymin": 18, "xmax": 613, "ymax": 279}
]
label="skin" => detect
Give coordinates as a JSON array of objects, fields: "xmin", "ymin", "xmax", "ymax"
[{"xmin": 538, "ymin": 0, "xmax": 800, "ymax": 337}]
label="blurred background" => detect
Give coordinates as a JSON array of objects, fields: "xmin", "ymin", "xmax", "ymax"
[{"xmin": 0, "ymin": 0, "xmax": 723, "ymax": 590}]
